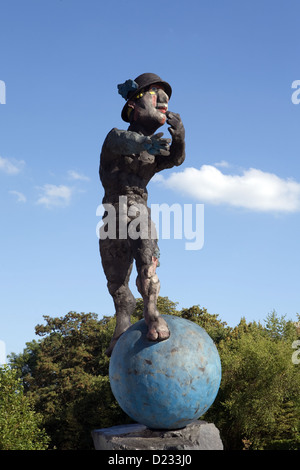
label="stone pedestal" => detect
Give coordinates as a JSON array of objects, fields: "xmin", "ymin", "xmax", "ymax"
[{"xmin": 92, "ymin": 421, "xmax": 223, "ymax": 450}]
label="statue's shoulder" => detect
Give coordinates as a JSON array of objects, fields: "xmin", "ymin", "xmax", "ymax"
[
  {"xmin": 104, "ymin": 127, "xmax": 120, "ymax": 140},
  {"xmin": 103, "ymin": 127, "xmax": 127, "ymax": 145},
  {"xmin": 102, "ymin": 128, "xmax": 120, "ymax": 150},
  {"xmin": 101, "ymin": 128, "xmax": 126, "ymax": 161}
]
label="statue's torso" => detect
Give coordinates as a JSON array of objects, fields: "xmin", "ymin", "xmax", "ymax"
[{"xmin": 100, "ymin": 147, "xmax": 157, "ymax": 204}]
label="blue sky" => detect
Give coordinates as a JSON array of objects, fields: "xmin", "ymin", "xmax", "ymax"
[{"xmin": 1, "ymin": 0, "xmax": 300, "ymax": 360}]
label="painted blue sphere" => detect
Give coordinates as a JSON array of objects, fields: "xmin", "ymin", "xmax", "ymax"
[{"xmin": 109, "ymin": 315, "xmax": 222, "ymax": 429}]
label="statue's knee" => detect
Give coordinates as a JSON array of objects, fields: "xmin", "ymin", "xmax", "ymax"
[
  {"xmin": 136, "ymin": 264, "xmax": 160, "ymax": 297},
  {"xmin": 107, "ymin": 281, "xmax": 119, "ymax": 297},
  {"xmin": 138, "ymin": 263, "xmax": 156, "ymax": 280},
  {"xmin": 107, "ymin": 281, "xmax": 128, "ymax": 299},
  {"xmin": 108, "ymin": 281, "xmax": 136, "ymax": 309}
]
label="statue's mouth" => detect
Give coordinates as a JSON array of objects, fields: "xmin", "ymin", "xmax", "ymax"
[{"xmin": 157, "ymin": 104, "xmax": 168, "ymax": 114}]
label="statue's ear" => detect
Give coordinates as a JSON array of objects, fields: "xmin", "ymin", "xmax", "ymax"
[{"xmin": 127, "ymin": 100, "xmax": 135, "ymax": 120}]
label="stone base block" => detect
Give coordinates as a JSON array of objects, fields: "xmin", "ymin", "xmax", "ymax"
[{"xmin": 92, "ymin": 421, "xmax": 223, "ymax": 450}]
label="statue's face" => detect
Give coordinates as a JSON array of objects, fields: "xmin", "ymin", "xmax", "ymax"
[{"xmin": 129, "ymin": 84, "xmax": 169, "ymax": 128}]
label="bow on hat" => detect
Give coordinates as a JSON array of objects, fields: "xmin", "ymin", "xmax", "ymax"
[{"xmin": 117, "ymin": 79, "xmax": 139, "ymax": 100}]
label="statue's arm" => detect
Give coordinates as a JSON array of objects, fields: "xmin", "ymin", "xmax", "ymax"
[
  {"xmin": 103, "ymin": 128, "xmax": 152, "ymax": 156},
  {"xmin": 155, "ymin": 112, "xmax": 186, "ymax": 171}
]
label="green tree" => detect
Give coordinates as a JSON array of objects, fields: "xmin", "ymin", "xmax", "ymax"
[
  {"xmin": 0, "ymin": 365, "xmax": 49, "ymax": 450},
  {"xmin": 9, "ymin": 312, "xmax": 130, "ymax": 450},
  {"xmin": 176, "ymin": 305, "xmax": 230, "ymax": 344},
  {"xmin": 9, "ymin": 301, "xmax": 300, "ymax": 450},
  {"xmin": 206, "ymin": 314, "xmax": 300, "ymax": 449}
]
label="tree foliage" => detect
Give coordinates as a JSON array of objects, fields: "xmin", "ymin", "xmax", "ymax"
[
  {"xmin": 10, "ymin": 312, "xmax": 130, "ymax": 449},
  {"xmin": 8, "ymin": 299, "xmax": 300, "ymax": 450},
  {"xmin": 0, "ymin": 365, "xmax": 49, "ymax": 450},
  {"xmin": 206, "ymin": 313, "xmax": 300, "ymax": 449}
]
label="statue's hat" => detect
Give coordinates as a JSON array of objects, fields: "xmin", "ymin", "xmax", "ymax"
[{"xmin": 119, "ymin": 73, "xmax": 172, "ymax": 122}]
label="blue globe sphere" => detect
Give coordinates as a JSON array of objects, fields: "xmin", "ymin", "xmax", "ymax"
[{"xmin": 109, "ymin": 315, "xmax": 221, "ymax": 429}]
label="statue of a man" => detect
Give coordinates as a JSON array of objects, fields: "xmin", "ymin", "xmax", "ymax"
[{"xmin": 99, "ymin": 73, "xmax": 185, "ymax": 356}]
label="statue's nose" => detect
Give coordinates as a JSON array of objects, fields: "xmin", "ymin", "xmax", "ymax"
[{"xmin": 157, "ymin": 88, "xmax": 169, "ymax": 103}]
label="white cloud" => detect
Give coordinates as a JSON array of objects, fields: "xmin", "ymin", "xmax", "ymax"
[
  {"xmin": 36, "ymin": 184, "xmax": 73, "ymax": 208},
  {"xmin": 68, "ymin": 170, "xmax": 90, "ymax": 181},
  {"xmin": 0, "ymin": 156, "xmax": 25, "ymax": 175},
  {"xmin": 155, "ymin": 165, "xmax": 300, "ymax": 213},
  {"xmin": 9, "ymin": 190, "xmax": 27, "ymax": 203}
]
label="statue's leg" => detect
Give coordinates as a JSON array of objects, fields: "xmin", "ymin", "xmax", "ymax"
[
  {"xmin": 134, "ymin": 237, "xmax": 170, "ymax": 342},
  {"xmin": 100, "ymin": 238, "xmax": 136, "ymax": 356}
]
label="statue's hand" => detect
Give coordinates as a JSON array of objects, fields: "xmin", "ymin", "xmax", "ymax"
[
  {"xmin": 145, "ymin": 133, "xmax": 171, "ymax": 156},
  {"xmin": 166, "ymin": 112, "xmax": 185, "ymax": 141}
]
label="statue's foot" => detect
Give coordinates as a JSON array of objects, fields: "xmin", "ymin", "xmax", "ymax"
[
  {"xmin": 146, "ymin": 316, "xmax": 170, "ymax": 342},
  {"xmin": 105, "ymin": 320, "xmax": 131, "ymax": 357},
  {"xmin": 105, "ymin": 338, "xmax": 118, "ymax": 357}
]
